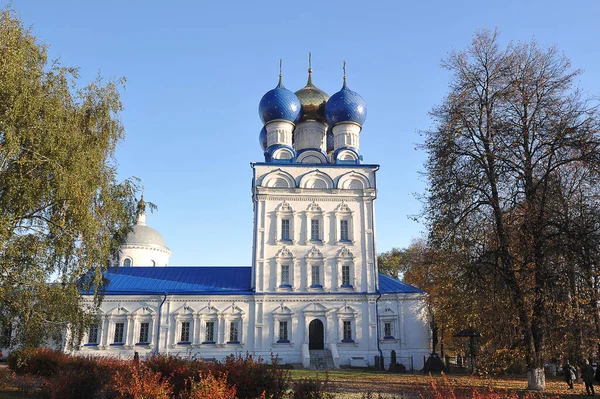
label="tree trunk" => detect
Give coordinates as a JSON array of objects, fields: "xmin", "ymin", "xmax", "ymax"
[{"xmin": 527, "ymin": 368, "xmax": 546, "ymax": 391}]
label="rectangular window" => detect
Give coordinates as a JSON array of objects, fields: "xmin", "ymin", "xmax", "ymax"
[
  {"xmin": 180, "ymin": 321, "xmax": 190, "ymax": 342},
  {"xmin": 205, "ymin": 321, "xmax": 215, "ymax": 343},
  {"xmin": 114, "ymin": 322, "xmax": 124, "ymax": 343},
  {"xmin": 343, "ymin": 321, "xmax": 352, "ymax": 341},
  {"xmin": 281, "ymin": 219, "xmax": 290, "ymax": 241},
  {"xmin": 342, "ymin": 265, "xmax": 351, "ymax": 286},
  {"xmin": 340, "ymin": 220, "xmax": 349, "ymax": 241},
  {"xmin": 279, "ymin": 321, "xmax": 289, "ymax": 342},
  {"xmin": 88, "ymin": 327, "xmax": 99, "ymax": 344},
  {"xmin": 229, "ymin": 321, "xmax": 239, "ymax": 342},
  {"xmin": 310, "ymin": 219, "xmax": 319, "ymax": 241},
  {"xmin": 311, "ymin": 265, "xmax": 320, "ymax": 286},
  {"xmin": 281, "ymin": 264, "xmax": 290, "ymax": 286},
  {"xmin": 384, "ymin": 322, "xmax": 393, "ymax": 338},
  {"xmin": 139, "ymin": 322, "xmax": 149, "ymax": 343}
]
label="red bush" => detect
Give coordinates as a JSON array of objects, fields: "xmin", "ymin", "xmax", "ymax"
[
  {"xmin": 145, "ymin": 353, "xmax": 205, "ymax": 396},
  {"xmin": 111, "ymin": 363, "xmax": 173, "ymax": 399},
  {"xmin": 8, "ymin": 348, "xmax": 66, "ymax": 377},
  {"xmin": 184, "ymin": 371, "xmax": 238, "ymax": 399},
  {"xmin": 210, "ymin": 354, "xmax": 289, "ymax": 399}
]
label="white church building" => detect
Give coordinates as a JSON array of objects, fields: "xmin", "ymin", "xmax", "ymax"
[{"xmin": 77, "ymin": 63, "xmax": 430, "ymax": 369}]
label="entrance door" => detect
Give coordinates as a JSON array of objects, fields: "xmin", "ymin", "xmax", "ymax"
[{"xmin": 308, "ymin": 319, "xmax": 324, "ymax": 350}]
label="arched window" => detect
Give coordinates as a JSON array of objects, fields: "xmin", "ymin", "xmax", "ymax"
[
  {"xmin": 151, "ymin": 260, "xmax": 156, "ymax": 267},
  {"xmin": 123, "ymin": 258, "xmax": 132, "ymax": 267}
]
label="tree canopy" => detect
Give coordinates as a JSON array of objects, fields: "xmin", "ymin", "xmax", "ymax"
[
  {"xmin": 420, "ymin": 29, "xmax": 600, "ymax": 389},
  {"xmin": 0, "ymin": 9, "xmax": 138, "ymax": 349}
]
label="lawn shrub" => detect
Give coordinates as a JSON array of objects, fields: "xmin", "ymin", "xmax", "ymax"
[
  {"xmin": 7, "ymin": 348, "xmax": 65, "ymax": 377},
  {"xmin": 210, "ymin": 354, "xmax": 290, "ymax": 399},
  {"xmin": 111, "ymin": 363, "xmax": 173, "ymax": 399},
  {"xmin": 291, "ymin": 373, "xmax": 335, "ymax": 399},
  {"xmin": 183, "ymin": 371, "xmax": 238, "ymax": 399},
  {"xmin": 39, "ymin": 356, "xmax": 123, "ymax": 399},
  {"xmin": 145, "ymin": 353, "xmax": 203, "ymax": 396}
]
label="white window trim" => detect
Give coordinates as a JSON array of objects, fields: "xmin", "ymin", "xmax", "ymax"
[
  {"xmin": 174, "ymin": 304, "xmax": 195, "ymax": 346},
  {"xmin": 272, "ymin": 304, "xmax": 294, "ymax": 345},
  {"xmin": 200, "ymin": 304, "xmax": 219, "ymax": 345},
  {"xmin": 276, "ymin": 246, "xmax": 294, "ymax": 291},
  {"xmin": 337, "ymin": 247, "xmax": 355, "ymax": 290},
  {"xmin": 306, "ymin": 202, "xmax": 324, "ymax": 244},
  {"xmin": 104, "ymin": 305, "xmax": 131, "ymax": 348},
  {"xmin": 306, "ymin": 246, "xmax": 324, "ymax": 290},
  {"xmin": 277, "ymin": 201, "xmax": 296, "ymax": 244},
  {"xmin": 379, "ymin": 306, "xmax": 400, "ymax": 343},
  {"xmin": 337, "ymin": 305, "xmax": 358, "ymax": 345},
  {"xmin": 132, "ymin": 306, "xmax": 156, "ymax": 347},
  {"xmin": 334, "ymin": 202, "xmax": 355, "ymax": 244},
  {"xmin": 223, "ymin": 304, "xmax": 245, "ymax": 345},
  {"xmin": 122, "ymin": 257, "xmax": 133, "ymax": 267}
]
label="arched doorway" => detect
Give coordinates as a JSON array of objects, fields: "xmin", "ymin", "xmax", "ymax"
[{"xmin": 309, "ymin": 319, "xmax": 324, "ymax": 350}]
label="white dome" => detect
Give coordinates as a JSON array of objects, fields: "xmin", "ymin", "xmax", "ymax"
[
  {"xmin": 125, "ymin": 224, "xmax": 168, "ymax": 250},
  {"xmin": 119, "ymin": 207, "xmax": 171, "ymax": 267}
]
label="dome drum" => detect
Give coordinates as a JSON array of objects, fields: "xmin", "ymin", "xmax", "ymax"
[
  {"xmin": 332, "ymin": 122, "xmax": 361, "ymax": 152},
  {"xmin": 265, "ymin": 120, "xmax": 294, "ymax": 150},
  {"xmin": 293, "ymin": 120, "xmax": 327, "ymax": 153}
]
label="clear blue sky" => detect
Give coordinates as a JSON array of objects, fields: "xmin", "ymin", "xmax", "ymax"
[{"xmin": 6, "ymin": 0, "xmax": 600, "ymax": 265}]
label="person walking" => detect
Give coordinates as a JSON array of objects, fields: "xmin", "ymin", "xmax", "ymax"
[
  {"xmin": 563, "ymin": 360, "xmax": 577, "ymax": 390},
  {"xmin": 582, "ymin": 360, "xmax": 595, "ymax": 396}
]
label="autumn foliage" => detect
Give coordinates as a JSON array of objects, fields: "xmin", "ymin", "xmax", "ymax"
[{"xmin": 7, "ymin": 348, "xmax": 289, "ymax": 399}]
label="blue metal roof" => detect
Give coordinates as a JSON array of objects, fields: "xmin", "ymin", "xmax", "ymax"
[
  {"xmin": 83, "ymin": 267, "xmax": 423, "ymax": 295},
  {"xmin": 378, "ymin": 273, "xmax": 425, "ymax": 294},
  {"xmin": 90, "ymin": 267, "xmax": 253, "ymax": 295}
]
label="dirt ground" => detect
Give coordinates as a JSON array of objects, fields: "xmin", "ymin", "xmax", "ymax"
[{"xmin": 290, "ymin": 369, "xmax": 595, "ymax": 398}]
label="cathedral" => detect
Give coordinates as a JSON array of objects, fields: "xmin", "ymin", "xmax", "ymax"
[{"xmin": 76, "ymin": 61, "xmax": 430, "ymax": 370}]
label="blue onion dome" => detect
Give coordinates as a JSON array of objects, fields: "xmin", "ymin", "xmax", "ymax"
[
  {"xmin": 325, "ymin": 72, "xmax": 367, "ymax": 127},
  {"xmin": 295, "ymin": 68, "xmax": 329, "ymax": 123},
  {"xmin": 259, "ymin": 126, "xmax": 267, "ymax": 151},
  {"xmin": 258, "ymin": 74, "xmax": 301, "ymax": 124}
]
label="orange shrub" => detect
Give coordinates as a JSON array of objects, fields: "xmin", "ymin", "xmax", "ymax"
[
  {"xmin": 111, "ymin": 363, "xmax": 173, "ymax": 399},
  {"xmin": 185, "ymin": 372, "xmax": 237, "ymax": 399}
]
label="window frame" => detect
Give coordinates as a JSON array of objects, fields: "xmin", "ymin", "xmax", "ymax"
[
  {"xmin": 277, "ymin": 201, "xmax": 295, "ymax": 244},
  {"xmin": 180, "ymin": 321, "xmax": 191, "ymax": 344},
  {"xmin": 228, "ymin": 320, "xmax": 240, "ymax": 344},
  {"xmin": 138, "ymin": 322, "xmax": 150, "ymax": 344},
  {"xmin": 306, "ymin": 202, "xmax": 323, "ymax": 244},
  {"xmin": 204, "ymin": 321, "xmax": 216, "ymax": 344},
  {"xmin": 113, "ymin": 322, "xmax": 125, "ymax": 344},
  {"xmin": 272, "ymin": 304, "xmax": 294, "ymax": 345},
  {"xmin": 85, "ymin": 326, "xmax": 99, "ymax": 346},
  {"xmin": 174, "ymin": 305, "xmax": 194, "ymax": 346},
  {"xmin": 334, "ymin": 202, "xmax": 354, "ymax": 244}
]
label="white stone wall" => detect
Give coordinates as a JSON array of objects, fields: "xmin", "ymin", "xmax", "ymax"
[
  {"xmin": 76, "ymin": 292, "xmax": 429, "ymax": 369},
  {"xmin": 252, "ymin": 164, "xmax": 378, "ymax": 294}
]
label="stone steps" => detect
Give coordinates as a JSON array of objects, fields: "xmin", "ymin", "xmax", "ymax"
[{"xmin": 309, "ymin": 349, "xmax": 335, "ymax": 370}]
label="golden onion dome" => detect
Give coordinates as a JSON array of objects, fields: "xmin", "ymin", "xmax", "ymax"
[{"xmin": 295, "ymin": 67, "xmax": 330, "ymax": 123}]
